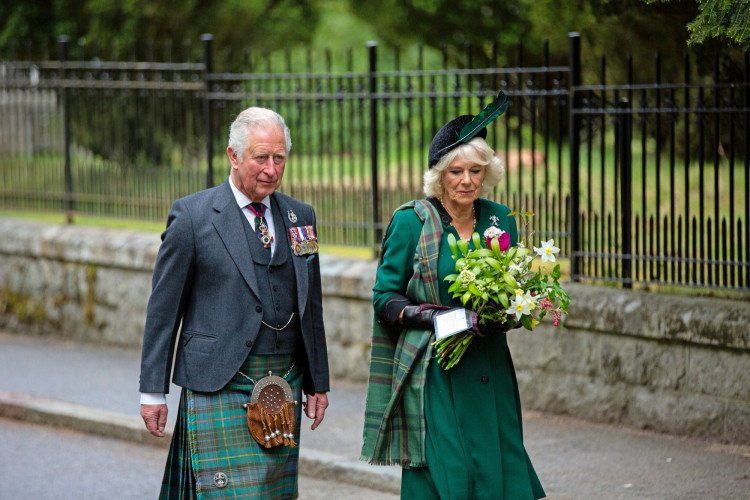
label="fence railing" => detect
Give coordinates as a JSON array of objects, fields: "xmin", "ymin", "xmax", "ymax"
[
  {"xmin": 0, "ymin": 33, "xmax": 747, "ymax": 291},
  {"xmin": 568, "ymin": 36, "xmax": 749, "ymax": 290}
]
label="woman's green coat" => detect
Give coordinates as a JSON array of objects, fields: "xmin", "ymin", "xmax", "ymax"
[{"xmin": 366, "ymin": 197, "xmax": 545, "ymax": 500}]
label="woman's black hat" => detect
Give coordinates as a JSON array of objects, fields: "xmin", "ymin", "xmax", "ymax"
[{"xmin": 427, "ymin": 91, "xmax": 509, "ymax": 168}]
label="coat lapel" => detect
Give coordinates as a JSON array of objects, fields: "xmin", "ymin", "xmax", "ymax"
[
  {"xmin": 273, "ymin": 193, "xmax": 309, "ymax": 318},
  {"xmin": 212, "ymin": 181, "xmax": 261, "ymax": 300}
]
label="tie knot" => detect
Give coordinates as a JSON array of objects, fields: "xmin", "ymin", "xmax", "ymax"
[{"xmin": 248, "ymin": 202, "xmax": 265, "ymax": 216}]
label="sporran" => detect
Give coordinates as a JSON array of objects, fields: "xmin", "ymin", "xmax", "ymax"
[{"xmin": 243, "ymin": 371, "xmax": 299, "ymax": 448}]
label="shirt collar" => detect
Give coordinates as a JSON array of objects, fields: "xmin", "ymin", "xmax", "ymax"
[{"xmin": 228, "ymin": 176, "xmax": 270, "ymax": 210}]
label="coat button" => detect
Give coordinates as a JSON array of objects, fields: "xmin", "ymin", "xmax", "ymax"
[
  {"xmin": 481, "ymin": 375, "xmax": 489, "ymax": 384},
  {"xmin": 246, "ymin": 340, "xmax": 253, "ymax": 348},
  {"xmin": 256, "ymin": 306, "xmax": 262, "ymax": 313}
]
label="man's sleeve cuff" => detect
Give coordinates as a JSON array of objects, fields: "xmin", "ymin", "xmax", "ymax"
[{"xmin": 140, "ymin": 392, "xmax": 167, "ymax": 405}]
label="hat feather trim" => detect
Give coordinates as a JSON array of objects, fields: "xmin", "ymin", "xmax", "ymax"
[
  {"xmin": 434, "ymin": 91, "xmax": 509, "ymax": 159},
  {"xmin": 457, "ymin": 91, "xmax": 509, "ymax": 142}
]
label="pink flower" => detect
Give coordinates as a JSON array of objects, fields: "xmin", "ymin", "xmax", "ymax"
[
  {"xmin": 483, "ymin": 226, "xmax": 510, "ymax": 251},
  {"xmin": 551, "ymin": 309, "xmax": 563, "ymax": 327}
]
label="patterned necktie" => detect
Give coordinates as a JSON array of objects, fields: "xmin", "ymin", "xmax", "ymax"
[{"xmin": 248, "ymin": 202, "xmax": 273, "ymax": 249}]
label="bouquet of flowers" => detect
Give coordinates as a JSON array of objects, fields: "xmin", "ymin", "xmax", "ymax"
[{"xmin": 434, "ymin": 212, "xmax": 571, "ymax": 369}]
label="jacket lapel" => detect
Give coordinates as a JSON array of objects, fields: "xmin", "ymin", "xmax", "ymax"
[
  {"xmin": 212, "ymin": 180, "xmax": 261, "ymax": 300},
  {"xmin": 273, "ymin": 193, "xmax": 309, "ymax": 318}
]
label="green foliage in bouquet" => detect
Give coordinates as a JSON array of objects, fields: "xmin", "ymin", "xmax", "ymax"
[{"xmin": 434, "ymin": 213, "xmax": 571, "ymax": 370}]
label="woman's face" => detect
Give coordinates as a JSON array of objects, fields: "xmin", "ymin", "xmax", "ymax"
[{"xmin": 441, "ymin": 156, "xmax": 485, "ymax": 207}]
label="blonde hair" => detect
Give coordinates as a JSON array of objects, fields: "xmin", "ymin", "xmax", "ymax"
[{"xmin": 423, "ymin": 137, "xmax": 504, "ymax": 198}]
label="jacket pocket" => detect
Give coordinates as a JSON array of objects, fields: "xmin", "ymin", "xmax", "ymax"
[{"xmin": 181, "ymin": 330, "xmax": 217, "ymax": 355}]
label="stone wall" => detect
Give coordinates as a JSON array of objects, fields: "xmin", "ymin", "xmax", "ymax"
[
  {"xmin": 510, "ymin": 283, "xmax": 750, "ymax": 445},
  {"xmin": 1, "ymin": 217, "xmax": 748, "ymax": 444}
]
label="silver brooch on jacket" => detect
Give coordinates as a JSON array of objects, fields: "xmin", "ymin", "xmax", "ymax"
[
  {"xmin": 213, "ymin": 472, "xmax": 228, "ymax": 488},
  {"xmin": 287, "ymin": 210, "xmax": 298, "ymax": 223},
  {"xmin": 489, "ymin": 215, "xmax": 500, "ymax": 227}
]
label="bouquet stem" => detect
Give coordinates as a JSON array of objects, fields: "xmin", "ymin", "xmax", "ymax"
[{"xmin": 434, "ymin": 333, "xmax": 475, "ymax": 370}]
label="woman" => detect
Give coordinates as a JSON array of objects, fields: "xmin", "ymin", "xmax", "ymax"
[{"xmin": 361, "ymin": 100, "xmax": 545, "ymax": 500}]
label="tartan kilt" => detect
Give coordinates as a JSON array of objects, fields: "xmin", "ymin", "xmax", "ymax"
[{"xmin": 160, "ymin": 354, "xmax": 302, "ymax": 500}]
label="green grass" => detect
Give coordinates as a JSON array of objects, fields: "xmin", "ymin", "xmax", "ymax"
[
  {"xmin": 0, "ymin": 209, "xmax": 373, "ymax": 259},
  {"xmin": 5, "ymin": 209, "xmax": 749, "ymax": 299}
]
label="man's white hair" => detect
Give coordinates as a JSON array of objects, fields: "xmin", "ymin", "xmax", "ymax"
[{"xmin": 227, "ymin": 107, "xmax": 292, "ymax": 161}]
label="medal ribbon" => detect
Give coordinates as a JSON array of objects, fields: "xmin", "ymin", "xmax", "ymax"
[{"xmin": 247, "ymin": 203, "xmax": 273, "ymax": 248}]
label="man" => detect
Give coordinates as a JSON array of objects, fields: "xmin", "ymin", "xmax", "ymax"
[{"xmin": 139, "ymin": 106, "xmax": 329, "ymax": 499}]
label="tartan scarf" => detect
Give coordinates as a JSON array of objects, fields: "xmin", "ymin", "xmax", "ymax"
[{"xmin": 360, "ymin": 199, "xmax": 443, "ymax": 468}]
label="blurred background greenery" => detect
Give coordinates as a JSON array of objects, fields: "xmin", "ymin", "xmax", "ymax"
[
  {"xmin": 1, "ymin": 0, "xmax": 748, "ymax": 280},
  {"xmin": 1, "ymin": 0, "xmax": 747, "ymax": 81}
]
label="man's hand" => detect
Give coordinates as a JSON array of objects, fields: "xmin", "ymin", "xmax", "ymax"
[
  {"xmin": 141, "ymin": 404, "xmax": 168, "ymax": 437},
  {"xmin": 302, "ymin": 392, "xmax": 328, "ymax": 430}
]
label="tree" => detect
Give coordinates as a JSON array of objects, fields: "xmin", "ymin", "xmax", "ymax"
[
  {"xmin": 0, "ymin": 0, "xmax": 322, "ymax": 62},
  {"xmin": 344, "ymin": 0, "xmax": 533, "ymax": 67},
  {"xmin": 344, "ymin": 0, "xmax": 703, "ymax": 79},
  {"xmin": 0, "ymin": 0, "xmax": 85, "ymax": 57},
  {"xmin": 644, "ymin": 0, "xmax": 750, "ymax": 48}
]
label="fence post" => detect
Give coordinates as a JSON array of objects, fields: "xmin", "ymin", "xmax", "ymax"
[
  {"xmin": 568, "ymin": 33, "xmax": 581, "ymax": 280},
  {"xmin": 617, "ymin": 98, "xmax": 633, "ymax": 288},
  {"xmin": 367, "ymin": 41, "xmax": 381, "ymax": 256},
  {"xmin": 57, "ymin": 35, "xmax": 73, "ymax": 223},
  {"xmin": 201, "ymin": 34, "xmax": 214, "ymax": 189}
]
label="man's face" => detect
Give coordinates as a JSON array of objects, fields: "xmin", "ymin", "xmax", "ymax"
[{"xmin": 228, "ymin": 126, "xmax": 287, "ymax": 202}]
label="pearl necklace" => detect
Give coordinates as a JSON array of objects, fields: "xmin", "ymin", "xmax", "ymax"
[{"xmin": 440, "ymin": 199, "xmax": 476, "ymax": 232}]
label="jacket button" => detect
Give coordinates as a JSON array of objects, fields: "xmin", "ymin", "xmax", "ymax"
[
  {"xmin": 481, "ymin": 375, "xmax": 489, "ymax": 384},
  {"xmin": 256, "ymin": 306, "xmax": 262, "ymax": 313},
  {"xmin": 246, "ymin": 340, "xmax": 253, "ymax": 348}
]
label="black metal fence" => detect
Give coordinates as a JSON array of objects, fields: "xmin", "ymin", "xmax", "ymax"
[
  {"xmin": 0, "ymin": 34, "xmax": 747, "ymax": 291},
  {"xmin": 568, "ymin": 36, "xmax": 749, "ymax": 290}
]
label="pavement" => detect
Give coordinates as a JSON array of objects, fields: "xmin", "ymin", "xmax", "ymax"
[{"xmin": 0, "ymin": 330, "xmax": 749, "ymax": 499}]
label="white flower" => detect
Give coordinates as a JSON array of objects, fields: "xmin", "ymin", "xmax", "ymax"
[
  {"xmin": 533, "ymin": 239, "xmax": 560, "ymax": 263},
  {"xmin": 483, "ymin": 226, "xmax": 505, "ymax": 239},
  {"xmin": 522, "ymin": 291, "xmax": 538, "ymax": 308},
  {"xmin": 506, "ymin": 293, "xmax": 533, "ymax": 320}
]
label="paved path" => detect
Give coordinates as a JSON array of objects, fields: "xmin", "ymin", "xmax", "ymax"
[
  {"xmin": 0, "ymin": 331, "xmax": 748, "ymax": 499},
  {"xmin": 0, "ymin": 417, "xmax": 399, "ymax": 500}
]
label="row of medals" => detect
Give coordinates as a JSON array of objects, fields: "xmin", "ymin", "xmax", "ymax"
[{"xmin": 257, "ymin": 215, "xmax": 317, "ymax": 256}]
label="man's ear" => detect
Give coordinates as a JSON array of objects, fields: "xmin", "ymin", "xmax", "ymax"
[{"xmin": 227, "ymin": 146, "xmax": 239, "ymax": 167}]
